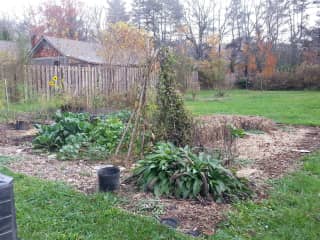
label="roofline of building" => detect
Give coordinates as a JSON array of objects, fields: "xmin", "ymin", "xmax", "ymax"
[
  {"xmin": 28, "ymin": 35, "xmax": 104, "ymax": 64},
  {"xmin": 28, "ymin": 36, "xmax": 63, "ymax": 58}
]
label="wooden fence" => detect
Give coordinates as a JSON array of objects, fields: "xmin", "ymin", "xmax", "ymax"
[{"xmin": 0, "ymin": 64, "xmax": 199, "ymax": 101}]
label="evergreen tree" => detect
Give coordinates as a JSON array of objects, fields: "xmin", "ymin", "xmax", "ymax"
[
  {"xmin": 0, "ymin": 29, "xmax": 11, "ymax": 41},
  {"xmin": 107, "ymin": 0, "xmax": 129, "ymax": 24},
  {"xmin": 131, "ymin": 0, "xmax": 183, "ymax": 46},
  {"xmin": 0, "ymin": 18, "xmax": 13, "ymax": 41}
]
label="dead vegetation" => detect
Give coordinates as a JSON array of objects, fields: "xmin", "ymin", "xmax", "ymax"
[
  {"xmin": 193, "ymin": 115, "xmax": 277, "ymax": 166},
  {"xmin": 195, "ymin": 115, "xmax": 276, "ymax": 145}
]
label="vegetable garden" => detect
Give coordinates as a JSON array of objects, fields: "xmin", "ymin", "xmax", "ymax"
[{"xmin": 0, "ymin": 48, "xmax": 320, "ymax": 239}]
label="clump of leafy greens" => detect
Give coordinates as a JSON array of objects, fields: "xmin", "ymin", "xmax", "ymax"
[
  {"xmin": 133, "ymin": 142, "xmax": 251, "ymax": 202},
  {"xmin": 33, "ymin": 110, "xmax": 129, "ymax": 160}
]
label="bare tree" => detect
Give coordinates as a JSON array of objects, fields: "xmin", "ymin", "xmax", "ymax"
[
  {"xmin": 263, "ymin": 0, "xmax": 289, "ymax": 48},
  {"xmin": 184, "ymin": 0, "xmax": 213, "ymax": 60},
  {"xmin": 214, "ymin": 1, "xmax": 230, "ymax": 57},
  {"xmin": 81, "ymin": 5, "xmax": 105, "ymax": 40}
]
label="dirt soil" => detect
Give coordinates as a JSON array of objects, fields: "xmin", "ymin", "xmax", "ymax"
[{"xmin": 0, "ymin": 117, "xmax": 320, "ymax": 236}]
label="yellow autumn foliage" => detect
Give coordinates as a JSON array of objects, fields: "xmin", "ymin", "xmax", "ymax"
[{"xmin": 100, "ymin": 22, "xmax": 154, "ymax": 65}]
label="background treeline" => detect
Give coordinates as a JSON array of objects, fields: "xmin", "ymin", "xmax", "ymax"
[{"xmin": 0, "ymin": 0, "xmax": 319, "ymax": 90}]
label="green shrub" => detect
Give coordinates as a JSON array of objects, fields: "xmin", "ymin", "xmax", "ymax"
[
  {"xmin": 198, "ymin": 59, "xmax": 227, "ymax": 89},
  {"xmin": 33, "ymin": 110, "xmax": 129, "ymax": 160},
  {"xmin": 155, "ymin": 48, "xmax": 193, "ymax": 146},
  {"xmin": 133, "ymin": 142, "xmax": 251, "ymax": 202}
]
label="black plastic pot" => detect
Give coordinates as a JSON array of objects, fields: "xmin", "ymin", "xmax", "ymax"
[
  {"xmin": 15, "ymin": 121, "xmax": 29, "ymax": 130},
  {"xmin": 0, "ymin": 174, "xmax": 18, "ymax": 240},
  {"xmin": 98, "ymin": 166, "xmax": 120, "ymax": 192}
]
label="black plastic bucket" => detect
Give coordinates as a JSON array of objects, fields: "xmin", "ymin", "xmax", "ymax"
[
  {"xmin": 98, "ymin": 166, "xmax": 120, "ymax": 192},
  {"xmin": 15, "ymin": 121, "xmax": 29, "ymax": 130}
]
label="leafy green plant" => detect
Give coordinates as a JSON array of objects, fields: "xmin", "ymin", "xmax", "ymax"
[
  {"xmin": 33, "ymin": 112, "xmax": 92, "ymax": 150},
  {"xmin": 33, "ymin": 110, "xmax": 129, "ymax": 160},
  {"xmin": 57, "ymin": 133, "xmax": 89, "ymax": 160},
  {"xmin": 105, "ymin": 110, "xmax": 131, "ymax": 123},
  {"xmin": 133, "ymin": 142, "xmax": 251, "ymax": 202},
  {"xmin": 90, "ymin": 118, "xmax": 125, "ymax": 149},
  {"xmin": 229, "ymin": 125, "xmax": 246, "ymax": 138}
]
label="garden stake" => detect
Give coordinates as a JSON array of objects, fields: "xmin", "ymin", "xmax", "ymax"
[{"xmin": 4, "ymin": 78, "xmax": 10, "ymax": 113}]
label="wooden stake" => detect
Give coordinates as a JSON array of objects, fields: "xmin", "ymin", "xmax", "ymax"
[{"xmin": 4, "ymin": 78, "xmax": 9, "ymax": 112}]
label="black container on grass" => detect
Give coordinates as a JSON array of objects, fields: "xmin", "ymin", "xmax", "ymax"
[
  {"xmin": 98, "ymin": 166, "xmax": 120, "ymax": 192},
  {"xmin": 0, "ymin": 174, "xmax": 18, "ymax": 240}
]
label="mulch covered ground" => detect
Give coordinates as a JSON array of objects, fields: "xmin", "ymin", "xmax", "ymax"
[{"xmin": 1, "ymin": 115, "xmax": 320, "ymax": 235}]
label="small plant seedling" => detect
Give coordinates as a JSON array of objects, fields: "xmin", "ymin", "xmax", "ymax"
[{"xmin": 229, "ymin": 125, "xmax": 246, "ymax": 138}]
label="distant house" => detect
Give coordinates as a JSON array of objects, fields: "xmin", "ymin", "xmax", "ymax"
[
  {"xmin": 28, "ymin": 36, "xmax": 105, "ymax": 66},
  {"xmin": 0, "ymin": 40, "xmax": 19, "ymax": 64}
]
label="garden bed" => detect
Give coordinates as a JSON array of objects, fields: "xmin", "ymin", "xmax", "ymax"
[{"xmin": 0, "ymin": 116, "xmax": 320, "ymax": 235}]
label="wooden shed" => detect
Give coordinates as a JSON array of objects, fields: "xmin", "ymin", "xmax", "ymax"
[{"xmin": 28, "ymin": 36, "xmax": 105, "ymax": 66}]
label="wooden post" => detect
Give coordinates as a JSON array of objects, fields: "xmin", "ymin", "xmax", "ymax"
[{"xmin": 4, "ymin": 78, "xmax": 9, "ymax": 113}]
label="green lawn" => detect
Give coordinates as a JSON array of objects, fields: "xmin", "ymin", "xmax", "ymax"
[
  {"xmin": 186, "ymin": 90, "xmax": 320, "ymax": 126},
  {"xmin": 1, "ymin": 152, "xmax": 320, "ymax": 239},
  {"xmin": 212, "ymin": 152, "xmax": 320, "ymax": 240},
  {"xmin": 0, "ymin": 97, "xmax": 63, "ymax": 122},
  {"xmin": 0, "ymin": 162, "xmax": 188, "ymax": 240}
]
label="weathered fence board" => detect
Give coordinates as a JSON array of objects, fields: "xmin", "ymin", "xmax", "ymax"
[{"xmin": 0, "ymin": 64, "xmax": 199, "ymax": 101}]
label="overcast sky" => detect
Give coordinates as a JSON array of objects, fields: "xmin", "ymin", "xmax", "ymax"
[
  {"xmin": 0, "ymin": 0, "xmax": 109, "ymax": 17},
  {"xmin": 0, "ymin": 0, "xmax": 134, "ymax": 19},
  {"xmin": 0, "ymin": 0, "xmax": 318, "ymax": 26}
]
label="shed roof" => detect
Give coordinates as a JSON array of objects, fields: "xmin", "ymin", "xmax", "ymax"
[{"xmin": 31, "ymin": 36, "xmax": 105, "ymax": 64}]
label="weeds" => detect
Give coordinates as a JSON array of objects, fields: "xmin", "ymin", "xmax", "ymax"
[{"xmin": 135, "ymin": 199, "xmax": 165, "ymax": 218}]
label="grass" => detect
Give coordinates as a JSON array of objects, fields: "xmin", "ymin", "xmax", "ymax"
[
  {"xmin": 1, "ymin": 152, "xmax": 319, "ymax": 239},
  {"xmin": 0, "ymin": 96, "xmax": 63, "ymax": 122},
  {"xmin": 212, "ymin": 152, "xmax": 320, "ymax": 240},
  {"xmin": 0, "ymin": 165, "xmax": 188, "ymax": 240},
  {"xmin": 185, "ymin": 90, "xmax": 320, "ymax": 126}
]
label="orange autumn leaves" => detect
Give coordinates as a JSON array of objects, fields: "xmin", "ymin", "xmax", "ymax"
[{"xmin": 244, "ymin": 41, "xmax": 277, "ymax": 78}]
